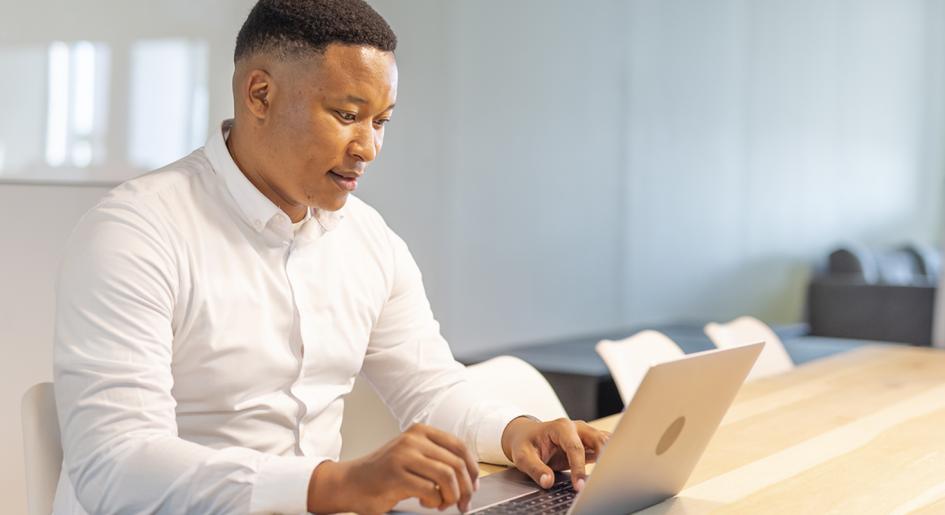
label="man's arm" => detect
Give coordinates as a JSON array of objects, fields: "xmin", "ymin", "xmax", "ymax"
[
  {"xmin": 55, "ymin": 202, "xmax": 320, "ymax": 514},
  {"xmin": 359, "ymin": 229, "xmax": 527, "ymax": 462},
  {"xmin": 355, "ymin": 226, "xmax": 611, "ymax": 504},
  {"xmin": 307, "ymin": 423, "xmax": 480, "ymax": 514}
]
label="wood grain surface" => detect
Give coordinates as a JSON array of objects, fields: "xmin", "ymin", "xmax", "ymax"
[{"xmin": 480, "ymin": 345, "xmax": 945, "ymax": 514}]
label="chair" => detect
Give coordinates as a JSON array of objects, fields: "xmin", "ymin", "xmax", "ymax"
[
  {"xmin": 339, "ymin": 374, "xmax": 401, "ymax": 461},
  {"xmin": 465, "ymin": 356, "xmax": 568, "ymax": 421},
  {"xmin": 704, "ymin": 316, "xmax": 794, "ymax": 380},
  {"xmin": 810, "ymin": 244, "xmax": 938, "ymax": 345},
  {"xmin": 595, "ymin": 330, "xmax": 685, "ymax": 405},
  {"xmin": 21, "ymin": 382, "xmax": 62, "ymax": 515},
  {"xmin": 340, "ymin": 356, "xmax": 568, "ymax": 460}
]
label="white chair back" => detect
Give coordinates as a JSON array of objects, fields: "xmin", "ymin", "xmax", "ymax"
[
  {"xmin": 466, "ymin": 356, "xmax": 568, "ymax": 421},
  {"xmin": 595, "ymin": 330, "xmax": 685, "ymax": 405},
  {"xmin": 21, "ymin": 382, "xmax": 62, "ymax": 515},
  {"xmin": 339, "ymin": 374, "xmax": 401, "ymax": 461},
  {"xmin": 340, "ymin": 356, "xmax": 568, "ymax": 460},
  {"xmin": 704, "ymin": 316, "xmax": 794, "ymax": 380}
]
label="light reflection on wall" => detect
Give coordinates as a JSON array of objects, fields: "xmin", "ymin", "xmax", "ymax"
[
  {"xmin": 128, "ymin": 39, "xmax": 208, "ymax": 171},
  {"xmin": 0, "ymin": 45, "xmax": 48, "ymax": 178},
  {"xmin": 0, "ymin": 38, "xmax": 208, "ymax": 183},
  {"xmin": 44, "ymin": 41, "xmax": 110, "ymax": 170}
]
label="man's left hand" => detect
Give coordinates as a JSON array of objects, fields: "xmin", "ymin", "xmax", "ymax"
[{"xmin": 500, "ymin": 416, "xmax": 612, "ymax": 492}]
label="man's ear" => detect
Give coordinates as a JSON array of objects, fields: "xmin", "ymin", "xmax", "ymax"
[{"xmin": 244, "ymin": 69, "xmax": 273, "ymax": 119}]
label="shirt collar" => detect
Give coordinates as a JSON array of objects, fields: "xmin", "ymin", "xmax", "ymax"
[
  {"xmin": 204, "ymin": 119, "xmax": 345, "ymax": 234},
  {"xmin": 313, "ymin": 205, "xmax": 345, "ymax": 232}
]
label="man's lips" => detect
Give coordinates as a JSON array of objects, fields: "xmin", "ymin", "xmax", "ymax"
[{"xmin": 328, "ymin": 170, "xmax": 359, "ymax": 192}]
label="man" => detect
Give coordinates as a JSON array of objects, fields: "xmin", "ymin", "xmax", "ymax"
[{"xmin": 53, "ymin": 1, "xmax": 608, "ymax": 513}]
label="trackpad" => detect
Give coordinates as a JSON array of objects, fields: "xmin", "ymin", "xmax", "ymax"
[{"xmin": 391, "ymin": 468, "xmax": 570, "ymax": 514}]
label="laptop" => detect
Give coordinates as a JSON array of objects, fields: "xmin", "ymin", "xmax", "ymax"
[{"xmin": 392, "ymin": 341, "xmax": 763, "ymax": 515}]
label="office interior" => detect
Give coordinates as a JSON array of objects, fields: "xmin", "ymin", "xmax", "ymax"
[{"xmin": 3, "ymin": 1, "xmax": 945, "ymax": 513}]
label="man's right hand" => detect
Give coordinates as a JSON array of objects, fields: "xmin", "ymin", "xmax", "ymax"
[{"xmin": 307, "ymin": 423, "xmax": 480, "ymax": 515}]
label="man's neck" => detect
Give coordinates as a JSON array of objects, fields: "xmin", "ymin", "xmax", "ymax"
[{"xmin": 225, "ymin": 122, "xmax": 308, "ymax": 223}]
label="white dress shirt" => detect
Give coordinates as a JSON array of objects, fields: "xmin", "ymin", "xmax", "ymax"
[{"xmin": 52, "ymin": 120, "xmax": 524, "ymax": 514}]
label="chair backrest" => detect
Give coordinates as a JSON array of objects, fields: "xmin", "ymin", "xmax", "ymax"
[
  {"xmin": 21, "ymin": 382, "xmax": 62, "ymax": 515},
  {"xmin": 339, "ymin": 374, "xmax": 401, "ymax": 461},
  {"xmin": 704, "ymin": 316, "xmax": 794, "ymax": 380},
  {"xmin": 465, "ymin": 356, "xmax": 568, "ymax": 421},
  {"xmin": 595, "ymin": 330, "xmax": 685, "ymax": 405},
  {"xmin": 340, "ymin": 356, "xmax": 568, "ymax": 460}
]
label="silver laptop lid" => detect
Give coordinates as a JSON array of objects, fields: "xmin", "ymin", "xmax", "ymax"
[
  {"xmin": 393, "ymin": 342, "xmax": 763, "ymax": 515},
  {"xmin": 569, "ymin": 341, "xmax": 763, "ymax": 515}
]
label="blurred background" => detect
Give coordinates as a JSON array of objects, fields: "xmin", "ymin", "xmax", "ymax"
[{"xmin": 3, "ymin": 0, "xmax": 945, "ymax": 511}]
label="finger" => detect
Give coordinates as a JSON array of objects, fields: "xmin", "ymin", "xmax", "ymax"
[
  {"xmin": 420, "ymin": 425, "xmax": 480, "ymax": 486},
  {"xmin": 401, "ymin": 470, "xmax": 443, "ymax": 509},
  {"xmin": 512, "ymin": 443, "xmax": 555, "ymax": 489},
  {"xmin": 417, "ymin": 437, "xmax": 475, "ymax": 512},
  {"xmin": 405, "ymin": 455, "xmax": 461, "ymax": 510},
  {"xmin": 550, "ymin": 420, "xmax": 587, "ymax": 490},
  {"xmin": 576, "ymin": 423, "xmax": 610, "ymax": 463}
]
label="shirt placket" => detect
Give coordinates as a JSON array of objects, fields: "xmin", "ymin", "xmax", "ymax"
[{"xmin": 280, "ymin": 220, "xmax": 320, "ymax": 456}]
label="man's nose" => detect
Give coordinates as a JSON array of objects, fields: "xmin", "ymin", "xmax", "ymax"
[{"xmin": 348, "ymin": 123, "xmax": 378, "ymax": 162}]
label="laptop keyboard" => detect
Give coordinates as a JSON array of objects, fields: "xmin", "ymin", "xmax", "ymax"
[{"xmin": 475, "ymin": 479, "xmax": 577, "ymax": 514}]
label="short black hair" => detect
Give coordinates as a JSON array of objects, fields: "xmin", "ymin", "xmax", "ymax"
[{"xmin": 234, "ymin": 0, "xmax": 397, "ymax": 62}]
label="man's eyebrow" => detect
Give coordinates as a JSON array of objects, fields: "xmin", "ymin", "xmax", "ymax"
[{"xmin": 342, "ymin": 95, "xmax": 396, "ymax": 111}]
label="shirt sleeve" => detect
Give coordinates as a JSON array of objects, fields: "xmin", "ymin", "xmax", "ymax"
[
  {"xmin": 361, "ymin": 228, "xmax": 531, "ymax": 466},
  {"xmin": 54, "ymin": 201, "xmax": 320, "ymax": 515}
]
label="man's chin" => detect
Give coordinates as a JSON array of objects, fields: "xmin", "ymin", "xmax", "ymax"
[{"xmin": 315, "ymin": 193, "xmax": 348, "ymax": 212}]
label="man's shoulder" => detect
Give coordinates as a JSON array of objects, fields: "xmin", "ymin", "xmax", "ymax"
[
  {"xmin": 71, "ymin": 149, "xmax": 216, "ymax": 249},
  {"xmin": 99, "ymin": 149, "xmax": 213, "ymax": 212}
]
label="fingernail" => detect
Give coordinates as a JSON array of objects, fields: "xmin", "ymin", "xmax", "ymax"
[
  {"xmin": 540, "ymin": 473, "xmax": 552, "ymax": 488},
  {"xmin": 576, "ymin": 478, "xmax": 586, "ymax": 491},
  {"xmin": 475, "ymin": 478, "xmax": 481, "ymax": 490}
]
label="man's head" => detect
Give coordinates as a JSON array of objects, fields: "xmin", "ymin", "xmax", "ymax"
[{"xmin": 229, "ymin": 0, "xmax": 398, "ymax": 217}]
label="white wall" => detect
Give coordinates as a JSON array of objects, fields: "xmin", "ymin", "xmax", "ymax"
[
  {"xmin": 622, "ymin": 0, "xmax": 945, "ymax": 326},
  {"xmin": 1, "ymin": 0, "xmax": 943, "ymax": 512},
  {"xmin": 0, "ymin": 185, "xmax": 108, "ymax": 513},
  {"xmin": 439, "ymin": 1, "xmax": 626, "ymax": 348},
  {"xmin": 361, "ymin": 1, "xmax": 629, "ymax": 350}
]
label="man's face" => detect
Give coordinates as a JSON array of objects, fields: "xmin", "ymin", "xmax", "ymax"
[{"xmin": 260, "ymin": 44, "xmax": 398, "ymax": 212}]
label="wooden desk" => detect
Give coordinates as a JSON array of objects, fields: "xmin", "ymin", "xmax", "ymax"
[{"xmin": 482, "ymin": 345, "xmax": 945, "ymax": 514}]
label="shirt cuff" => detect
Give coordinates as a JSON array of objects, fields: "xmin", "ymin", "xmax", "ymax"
[
  {"xmin": 475, "ymin": 406, "xmax": 534, "ymax": 466},
  {"xmin": 249, "ymin": 454, "xmax": 325, "ymax": 515}
]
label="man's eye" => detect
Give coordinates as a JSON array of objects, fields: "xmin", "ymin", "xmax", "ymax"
[
  {"xmin": 336, "ymin": 111, "xmax": 356, "ymax": 122},
  {"xmin": 374, "ymin": 118, "xmax": 391, "ymax": 128}
]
